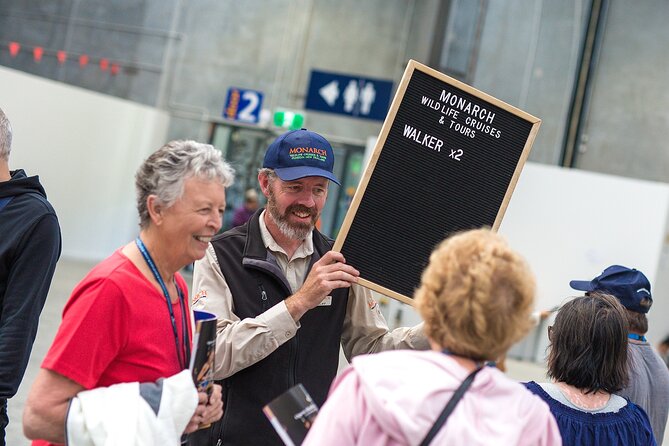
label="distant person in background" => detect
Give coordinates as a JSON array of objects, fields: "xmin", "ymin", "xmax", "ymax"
[
  {"xmin": 0, "ymin": 107, "xmax": 61, "ymax": 446},
  {"xmin": 525, "ymin": 293, "xmax": 656, "ymax": 445},
  {"xmin": 570, "ymin": 265, "xmax": 669, "ymax": 444},
  {"xmin": 658, "ymin": 335, "xmax": 669, "ymax": 369},
  {"xmin": 231, "ymin": 188, "xmax": 259, "ymax": 227},
  {"xmin": 304, "ymin": 229, "xmax": 561, "ymax": 445}
]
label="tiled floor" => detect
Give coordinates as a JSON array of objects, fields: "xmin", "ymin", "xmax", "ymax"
[{"xmin": 5, "ymin": 258, "xmax": 668, "ymax": 445}]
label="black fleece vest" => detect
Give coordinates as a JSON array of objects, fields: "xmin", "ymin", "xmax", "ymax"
[{"xmin": 210, "ymin": 210, "xmax": 348, "ymax": 446}]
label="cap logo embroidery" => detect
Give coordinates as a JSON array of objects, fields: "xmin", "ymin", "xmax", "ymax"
[
  {"xmin": 289, "ymin": 146, "xmax": 328, "ymax": 162},
  {"xmin": 263, "ymin": 129, "xmax": 341, "ymax": 184}
]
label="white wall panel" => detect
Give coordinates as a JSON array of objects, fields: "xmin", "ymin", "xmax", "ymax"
[{"xmin": 1, "ymin": 66, "xmax": 170, "ymax": 261}]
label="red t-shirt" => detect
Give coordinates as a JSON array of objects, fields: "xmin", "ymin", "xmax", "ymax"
[{"xmin": 34, "ymin": 249, "xmax": 192, "ymax": 446}]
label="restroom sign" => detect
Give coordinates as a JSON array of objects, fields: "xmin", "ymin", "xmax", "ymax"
[{"xmin": 305, "ymin": 70, "xmax": 393, "ymax": 121}]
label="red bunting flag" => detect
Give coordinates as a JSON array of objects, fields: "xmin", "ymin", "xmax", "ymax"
[
  {"xmin": 33, "ymin": 46, "xmax": 43, "ymax": 62},
  {"xmin": 8, "ymin": 42, "xmax": 20, "ymax": 57},
  {"xmin": 6, "ymin": 42, "xmax": 120, "ymax": 76}
]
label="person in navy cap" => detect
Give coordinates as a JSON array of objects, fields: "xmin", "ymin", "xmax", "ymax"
[
  {"xmin": 191, "ymin": 129, "xmax": 428, "ymax": 446},
  {"xmin": 571, "ymin": 265, "xmax": 669, "ymax": 444}
]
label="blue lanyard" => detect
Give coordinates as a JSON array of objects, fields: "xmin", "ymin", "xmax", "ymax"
[
  {"xmin": 135, "ymin": 237, "xmax": 190, "ymax": 370},
  {"xmin": 628, "ymin": 333, "xmax": 647, "ymax": 342}
]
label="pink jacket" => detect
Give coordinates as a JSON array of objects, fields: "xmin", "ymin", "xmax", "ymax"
[{"xmin": 303, "ymin": 350, "xmax": 562, "ymax": 446}]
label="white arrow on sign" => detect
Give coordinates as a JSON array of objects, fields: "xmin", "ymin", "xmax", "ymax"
[{"xmin": 319, "ymin": 80, "xmax": 339, "ymax": 107}]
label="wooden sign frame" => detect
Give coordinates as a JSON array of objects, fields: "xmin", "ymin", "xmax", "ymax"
[{"xmin": 333, "ymin": 60, "xmax": 541, "ymax": 305}]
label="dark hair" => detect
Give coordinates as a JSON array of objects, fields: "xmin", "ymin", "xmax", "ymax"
[
  {"xmin": 547, "ymin": 292, "xmax": 628, "ymax": 394},
  {"xmin": 625, "ymin": 308, "xmax": 648, "ymax": 334},
  {"xmin": 661, "ymin": 335, "xmax": 669, "ymax": 347}
]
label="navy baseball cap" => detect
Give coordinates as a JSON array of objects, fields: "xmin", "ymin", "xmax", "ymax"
[
  {"xmin": 569, "ymin": 265, "xmax": 653, "ymax": 313},
  {"xmin": 262, "ymin": 129, "xmax": 340, "ymax": 185}
]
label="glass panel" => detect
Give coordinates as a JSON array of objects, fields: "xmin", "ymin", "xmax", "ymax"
[
  {"xmin": 317, "ymin": 146, "xmax": 344, "ymax": 237},
  {"xmin": 439, "ymin": 0, "xmax": 480, "ymax": 77},
  {"xmin": 320, "ymin": 145, "xmax": 365, "ymax": 238},
  {"xmin": 210, "ymin": 125, "xmax": 232, "ymax": 158},
  {"xmin": 435, "ymin": 0, "xmax": 486, "ymax": 82},
  {"xmin": 209, "ymin": 124, "xmax": 269, "ymax": 231}
]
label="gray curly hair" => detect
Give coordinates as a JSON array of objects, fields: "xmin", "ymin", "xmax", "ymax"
[
  {"xmin": 135, "ymin": 140, "xmax": 235, "ymax": 228},
  {"xmin": 0, "ymin": 107, "xmax": 12, "ymax": 161}
]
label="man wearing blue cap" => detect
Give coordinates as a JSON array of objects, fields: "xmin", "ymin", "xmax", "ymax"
[
  {"xmin": 571, "ymin": 265, "xmax": 669, "ymax": 444},
  {"xmin": 192, "ymin": 129, "xmax": 427, "ymax": 446}
]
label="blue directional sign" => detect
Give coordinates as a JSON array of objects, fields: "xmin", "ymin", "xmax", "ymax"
[
  {"xmin": 305, "ymin": 70, "xmax": 393, "ymax": 121},
  {"xmin": 223, "ymin": 87, "xmax": 264, "ymax": 124}
]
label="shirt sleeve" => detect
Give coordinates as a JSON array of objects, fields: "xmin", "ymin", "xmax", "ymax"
[
  {"xmin": 192, "ymin": 244, "xmax": 299, "ymax": 379},
  {"xmin": 0, "ymin": 213, "xmax": 61, "ymax": 399},
  {"xmin": 631, "ymin": 403, "xmax": 658, "ymax": 446},
  {"xmin": 42, "ymin": 277, "xmax": 128, "ymax": 389},
  {"xmin": 340, "ymin": 284, "xmax": 430, "ymax": 361}
]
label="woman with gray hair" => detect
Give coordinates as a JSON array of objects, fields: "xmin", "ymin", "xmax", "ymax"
[{"xmin": 23, "ymin": 140, "xmax": 234, "ymax": 445}]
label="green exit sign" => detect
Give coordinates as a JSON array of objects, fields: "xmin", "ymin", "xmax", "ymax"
[{"xmin": 273, "ymin": 110, "xmax": 305, "ymax": 130}]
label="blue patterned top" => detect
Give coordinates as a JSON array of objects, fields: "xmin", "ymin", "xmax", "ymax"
[{"xmin": 525, "ymin": 381, "xmax": 656, "ymax": 446}]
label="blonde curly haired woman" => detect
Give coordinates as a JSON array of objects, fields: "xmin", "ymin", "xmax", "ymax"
[{"xmin": 304, "ymin": 229, "xmax": 561, "ymax": 446}]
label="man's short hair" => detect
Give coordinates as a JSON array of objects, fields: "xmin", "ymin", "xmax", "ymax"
[
  {"xmin": 414, "ymin": 229, "xmax": 536, "ymax": 361},
  {"xmin": 547, "ymin": 292, "xmax": 629, "ymax": 393},
  {"xmin": 0, "ymin": 107, "xmax": 12, "ymax": 161},
  {"xmin": 624, "ymin": 308, "xmax": 648, "ymax": 334},
  {"xmin": 258, "ymin": 167, "xmax": 277, "ymax": 182}
]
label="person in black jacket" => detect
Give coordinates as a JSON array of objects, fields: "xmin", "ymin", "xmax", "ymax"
[{"xmin": 0, "ymin": 107, "xmax": 61, "ymax": 446}]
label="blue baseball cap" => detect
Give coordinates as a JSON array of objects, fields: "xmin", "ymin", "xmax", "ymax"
[
  {"xmin": 569, "ymin": 265, "xmax": 653, "ymax": 313},
  {"xmin": 262, "ymin": 129, "xmax": 340, "ymax": 185}
]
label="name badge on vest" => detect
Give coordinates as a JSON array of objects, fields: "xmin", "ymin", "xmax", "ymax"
[{"xmin": 318, "ymin": 295, "xmax": 332, "ymax": 306}]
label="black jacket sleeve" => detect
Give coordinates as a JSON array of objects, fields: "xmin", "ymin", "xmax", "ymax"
[{"xmin": 0, "ymin": 213, "xmax": 61, "ymax": 399}]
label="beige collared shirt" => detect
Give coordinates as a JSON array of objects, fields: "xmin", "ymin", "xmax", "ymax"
[
  {"xmin": 192, "ymin": 211, "xmax": 428, "ymax": 380},
  {"xmin": 258, "ymin": 212, "xmax": 312, "ymax": 294}
]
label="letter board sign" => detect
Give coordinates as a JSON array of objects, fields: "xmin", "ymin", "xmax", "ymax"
[{"xmin": 333, "ymin": 60, "xmax": 541, "ymax": 305}]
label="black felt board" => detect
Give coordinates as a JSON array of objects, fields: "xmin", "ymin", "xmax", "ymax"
[{"xmin": 333, "ymin": 60, "xmax": 540, "ymax": 304}]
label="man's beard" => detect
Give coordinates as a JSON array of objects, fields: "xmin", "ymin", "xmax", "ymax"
[{"xmin": 267, "ymin": 189, "xmax": 318, "ymax": 240}]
